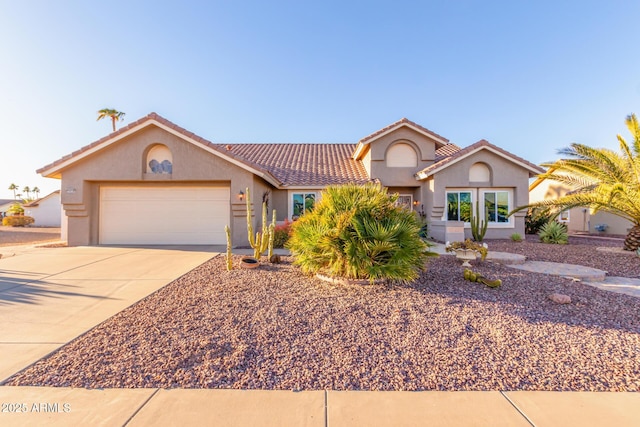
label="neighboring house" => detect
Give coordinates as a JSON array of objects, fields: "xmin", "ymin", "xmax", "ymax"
[
  {"xmin": 0, "ymin": 199, "xmax": 15, "ymax": 218},
  {"xmin": 22, "ymin": 190, "xmax": 62, "ymax": 227},
  {"xmin": 529, "ymin": 175, "xmax": 632, "ymax": 235},
  {"xmin": 37, "ymin": 113, "xmax": 544, "ymax": 246}
]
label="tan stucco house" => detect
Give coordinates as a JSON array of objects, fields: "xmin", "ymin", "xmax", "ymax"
[
  {"xmin": 37, "ymin": 113, "xmax": 544, "ymax": 246},
  {"xmin": 529, "ymin": 174, "xmax": 633, "ymax": 235}
]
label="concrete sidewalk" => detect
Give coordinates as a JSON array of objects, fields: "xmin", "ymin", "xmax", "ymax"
[
  {"xmin": 0, "ymin": 387, "xmax": 638, "ymax": 426},
  {"xmin": 0, "ymin": 245, "xmax": 218, "ymax": 382}
]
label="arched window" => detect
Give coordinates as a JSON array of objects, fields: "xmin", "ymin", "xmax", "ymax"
[
  {"xmin": 386, "ymin": 143, "xmax": 418, "ymax": 167},
  {"xmin": 469, "ymin": 162, "xmax": 490, "ymax": 182},
  {"xmin": 146, "ymin": 144, "xmax": 173, "ymax": 174}
]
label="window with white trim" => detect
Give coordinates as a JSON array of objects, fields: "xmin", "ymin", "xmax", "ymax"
[
  {"xmin": 396, "ymin": 195, "xmax": 413, "ymax": 209},
  {"xmin": 292, "ymin": 193, "xmax": 316, "ymax": 218},
  {"xmin": 558, "ymin": 210, "xmax": 570, "ymax": 222},
  {"xmin": 446, "ymin": 191, "xmax": 472, "ymax": 222},
  {"xmin": 482, "ymin": 190, "xmax": 511, "ymax": 223}
]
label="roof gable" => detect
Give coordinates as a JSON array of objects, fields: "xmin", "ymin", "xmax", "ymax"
[
  {"xmin": 22, "ymin": 190, "xmax": 60, "ymax": 207},
  {"xmin": 353, "ymin": 118, "xmax": 450, "ymax": 160},
  {"xmin": 37, "ymin": 113, "xmax": 282, "ymax": 186},
  {"xmin": 415, "ymin": 139, "xmax": 545, "ymax": 179}
]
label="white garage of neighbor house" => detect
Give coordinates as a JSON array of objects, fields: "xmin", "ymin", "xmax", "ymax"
[
  {"xmin": 37, "ymin": 113, "xmax": 543, "ymax": 247},
  {"xmin": 22, "ymin": 190, "xmax": 62, "ymax": 227}
]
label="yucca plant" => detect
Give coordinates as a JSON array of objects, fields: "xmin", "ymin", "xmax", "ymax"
[
  {"xmin": 286, "ymin": 183, "xmax": 437, "ymax": 284},
  {"xmin": 538, "ymin": 221, "xmax": 568, "ymax": 244}
]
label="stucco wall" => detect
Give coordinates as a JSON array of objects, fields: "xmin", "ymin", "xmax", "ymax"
[
  {"xmin": 426, "ymin": 149, "xmax": 530, "ymax": 240},
  {"xmin": 362, "ymin": 127, "xmax": 439, "ymax": 187},
  {"xmin": 58, "ymin": 125, "xmax": 270, "ymax": 246},
  {"xmin": 24, "ymin": 192, "xmax": 62, "ymax": 227}
]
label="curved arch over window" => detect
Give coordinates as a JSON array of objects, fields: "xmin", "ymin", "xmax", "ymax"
[
  {"xmin": 386, "ymin": 143, "xmax": 418, "ymax": 167},
  {"xmin": 146, "ymin": 144, "xmax": 173, "ymax": 174},
  {"xmin": 469, "ymin": 162, "xmax": 490, "ymax": 182}
]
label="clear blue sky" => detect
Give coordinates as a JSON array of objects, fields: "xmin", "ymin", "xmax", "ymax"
[{"xmin": 1, "ymin": 1, "xmax": 639, "ymax": 199}]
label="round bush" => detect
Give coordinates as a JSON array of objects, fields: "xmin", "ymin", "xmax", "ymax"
[{"xmin": 286, "ymin": 183, "xmax": 436, "ymax": 283}]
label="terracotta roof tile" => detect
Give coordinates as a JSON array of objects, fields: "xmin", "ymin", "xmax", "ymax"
[{"xmin": 218, "ymin": 143, "xmax": 372, "ymax": 186}]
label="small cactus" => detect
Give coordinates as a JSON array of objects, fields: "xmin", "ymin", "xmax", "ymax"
[
  {"xmin": 463, "ymin": 268, "xmax": 501, "ymax": 288},
  {"xmin": 224, "ymin": 225, "xmax": 232, "ymax": 271},
  {"xmin": 246, "ymin": 188, "xmax": 276, "ymax": 260},
  {"xmin": 470, "ymin": 203, "xmax": 488, "ymax": 242}
]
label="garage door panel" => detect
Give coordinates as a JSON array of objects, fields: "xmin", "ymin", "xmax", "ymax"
[{"xmin": 100, "ymin": 187, "xmax": 229, "ymax": 244}]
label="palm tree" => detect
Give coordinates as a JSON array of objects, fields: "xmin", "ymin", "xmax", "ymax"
[
  {"xmin": 513, "ymin": 113, "xmax": 640, "ymax": 251},
  {"xmin": 8, "ymin": 183, "xmax": 18, "ymax": 199},
  {"xmin": 22, "ymin": 186, "xmax": 31, "ymax": 200},
  {"xmin": 32, "ymin": 187, "xmax": 40, "ymax": 199},
  {"xmin": 96, "ymin": 108, "xmax": 126, "ymax": 132}
]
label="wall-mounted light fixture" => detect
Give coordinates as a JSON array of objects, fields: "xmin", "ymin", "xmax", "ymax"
[
  {"xmin": 413, "ymin": 200, "xmax": 420, "ymax": 206},
  {"xmin": 238, "ymin": 191, "xmax": 245, "ymax": 201}
]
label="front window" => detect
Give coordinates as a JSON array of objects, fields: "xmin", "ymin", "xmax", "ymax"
[
  {"xmin": 483, "ymin": 191, "xmax": 510, "ymax": 223},
  {"xmin": 446, "ymin": 191, "xmax": 472, "ymax": 222},
  {"xmin": 395, "ymin": 195, "xmax": 413, "ymax": 209},
  {"xmin": 559, "ymin": 210, "xmax": 570, "ymax": 222},
  {"xmin": 292, "ymin": 193, "xmax": 316, "ymax": 218}
]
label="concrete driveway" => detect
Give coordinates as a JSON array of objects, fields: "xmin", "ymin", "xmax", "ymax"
[{"xmin": 0, "ymin": 245, "xmax": 219, "ymax": 382}]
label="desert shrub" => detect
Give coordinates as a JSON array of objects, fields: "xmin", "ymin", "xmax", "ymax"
[
  {"xmin": 3, "ymin": 215, "xmax": 35, "ymax": 227},
  {"xmin": 286, "ymin": 183, "xmax": 437, "ymax": 284},
  {"xmin": 525, "ymin": 207, "xmax": 552, "ymax": 234},
  {"xmin": 510, "ymin": 233, "xmax": 523, "ymax": 242},
  {"xmin": 272, "ymin": 219, "xmax": 292, "ymax": 248},
  {"xmin": 538, "ymin": 221, "xmax": 568, "ymax": 244},
  {"xmin": 7, "ymin": 202, "xmax": 24, "ymax": 216}
]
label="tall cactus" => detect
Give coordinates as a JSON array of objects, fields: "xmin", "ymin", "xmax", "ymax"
[
  {"xmin": 224, "ymin": 225, "xmax": 233, "ymax": 270},
  {"xmin": 246, "ymin": 187, "xmax": 275, "ymax": 259},
  {"xmin": 471, "ymin": 202, "xmax": 488, "ymax": 242},
  {"xmin": 268, "ymin": 209, "xmax": 276, "ymax": 259}
]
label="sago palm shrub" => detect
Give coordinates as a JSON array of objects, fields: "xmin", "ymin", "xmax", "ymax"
[{"xmin": 286, "ymin": 183, "xmax": 437, "ymax": 284}]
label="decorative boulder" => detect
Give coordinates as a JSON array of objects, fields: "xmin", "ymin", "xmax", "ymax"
[{"xmin": 548, "ymin": 293, "xmax": 571, "ymax": 304}]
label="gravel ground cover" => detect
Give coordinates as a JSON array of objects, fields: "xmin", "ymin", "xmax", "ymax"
[
  {"xmin": 486, "ymin": 235, "xmax": 640, "ymax": 278},
  {"xmin": 0, "ymin": 226, "xmax": 62, "ymax": 247},
  {"xmin": 5, "ymin": 236, "xmax": 640, "ymax": 391}
]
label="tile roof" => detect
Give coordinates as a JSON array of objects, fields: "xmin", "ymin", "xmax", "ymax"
[
  {"xmin": 435, "ymin": 143, "xmax": 462, "ymax": 161},
  {"xmin": 359, "ymin": 118, "xmax": 449, "ymax": 145},
  {"xmin": 217, "ymin": 143, "xmax": 372, "ymax": 186},
  {"xmin": 417, "ymin": 139, "xmax": 545, "ymax": 178},
  {"xmin": 22, "ymin": 190, "xmax": 60, "ymax": 207}
]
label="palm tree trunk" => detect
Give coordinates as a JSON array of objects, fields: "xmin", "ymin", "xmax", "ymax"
[
  {"xmin": 111, "ymin": 117, "xmax": 116, "ymax": 132},
  {"xmin": 623, "ymin": 225, "xmax": 640, "ymax": 251}
]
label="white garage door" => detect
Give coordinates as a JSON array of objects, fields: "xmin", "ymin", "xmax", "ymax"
[{"xmin": 100, "ymin": 186, "xmax": 230, "ymax": 245}]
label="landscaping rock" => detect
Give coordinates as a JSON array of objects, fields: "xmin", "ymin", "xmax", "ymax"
[{"xmin": 549, "ymin": 293, "xmax": 572, "ymax": 304}]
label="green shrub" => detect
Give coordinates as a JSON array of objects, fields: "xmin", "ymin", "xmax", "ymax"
[
  {"xmin": 538, "ymin": 221, "xmax": 568, "ymax": 244},
  {"xmin": 2, "ymin": 215, "xmax": 35, "ymax": 227},
  {"xmin": 525, "ymin": 207, "xmax": 552, "ymax": 234},
  {"xmin": 7, "ymin": 202, "xmax": 24, "ymax": 216},
  {"xmin": 510, "ymin": 233, "xmax": 523, "ymax": 242},
  {"xmin": 272, "ymin": 219, "xmax": 292, "ymax": 248},
  {"xmin": 286, "ymin": 183, "xmax": 437, "ymax": 284}
]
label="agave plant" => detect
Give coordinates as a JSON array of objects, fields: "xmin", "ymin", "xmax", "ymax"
[
  {"xmin": 286, "ymin": 183, "xmax": 437, "ymax": 284},
  {"xmin": 512, "ymin": 113, "xmax": 640, "ymax": 251}
]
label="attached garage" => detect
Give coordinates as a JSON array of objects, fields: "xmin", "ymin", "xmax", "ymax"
[{"xmin": 99, "ymin": 186, "xmax": 230, "ymax": 245}]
